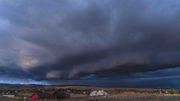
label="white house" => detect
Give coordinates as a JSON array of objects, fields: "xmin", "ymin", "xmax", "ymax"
[
  {"xmin": 2, "ymin": 94, "xmax": 15, "ymax": 98},
  {"xmin": 89, "ymin": 90, "xmax": 108, "ymax": 97}
]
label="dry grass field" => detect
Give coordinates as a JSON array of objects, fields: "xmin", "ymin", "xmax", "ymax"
[
  {"xmin": 86, "ymin": 93, "xmax": 180, "ymax": 101},
  {"xmin": 0, "ymin": 86, "xmax": 180, "ymax": 101},
  {"xmin": 32, "ymin": 93, "xmax": 180, "ymax": 101}
]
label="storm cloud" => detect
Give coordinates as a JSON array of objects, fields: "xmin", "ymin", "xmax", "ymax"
[{"xmin": 0, "ymin": 0, "xmax": 180, "ymax": 85}]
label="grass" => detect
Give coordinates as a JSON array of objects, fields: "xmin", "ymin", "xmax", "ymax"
[
  {"xmin": 33, "ymin": 93, "xmax": 180, "ymax": 101},
  {"xmin": 1, "ymin": 87, "xmax": 180, "ymax": 101}
]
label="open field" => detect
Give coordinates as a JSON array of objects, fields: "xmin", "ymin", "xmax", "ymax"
[
  {"xmin": 2, "ymin": 93, "xmax": 180, "ymax": 101},
  {"xmin": 85, "ymin": 93, "xmax": 180, "ymax": 101},
  {"xmin": 0, "ymin": 85, "xmax": 180, "ymax": 101},
  {"xmin": 35, "ymin": 94, "xmax": 180, "ymax": 101}
]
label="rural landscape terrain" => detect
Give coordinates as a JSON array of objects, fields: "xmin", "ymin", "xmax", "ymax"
[
  {"xmin": 0, "ymin": 84, "xmax": 180, "ymax": 101},
  {"xmin": 1, "ymin": 0, "xmax": 180, "ymax": 101}
]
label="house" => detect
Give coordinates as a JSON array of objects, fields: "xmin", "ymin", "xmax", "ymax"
[
  {"xmin": 2, "ymin": 94, "xmax": 15, "ymax": 98},
  {"xmin": 30, "ymin": 93, "xmax": 39, "ymax": 101},
  {"xmin": 89, "ymin": 90, "xmax": 108, "ymax": 97},
  {"xmin": 37, "ymin": 92, "xmax": 50, "ymax": 99},
  {"xmin": 53, "ymin": 90, "xmax": 71, "ymax": 99},
  {"xmin": 1, "ymin": 91, "xmax": 16, "ymax": 98}
]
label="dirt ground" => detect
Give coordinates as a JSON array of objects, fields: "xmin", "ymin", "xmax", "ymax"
[
  {"xmin": 1, "ymin": 93, "xmax": 180, "ymax": 101},
  {"xmin": 34, "ymin": 93, "xmax": 180, "ymax": 101},
  {"xmin": 93, "ymin": 93, "xmax": 180, "ymax": 101},
  {"xmin": 1, "ymin": 86, "xmax": 180, "ymax": 101}
]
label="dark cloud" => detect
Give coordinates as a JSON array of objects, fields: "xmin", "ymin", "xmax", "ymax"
[
  {"xmin": 48, "ymin": 67, "xmax": 180, "ymax": 88},
  {"xmin": 0, "ymin": 0, "xmax": 180, "ymax": 86}
]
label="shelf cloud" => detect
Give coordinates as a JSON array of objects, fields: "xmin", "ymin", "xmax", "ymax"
[{"xmin": 0, "ymin": 0, "xmax": 180, "ymax": 86}]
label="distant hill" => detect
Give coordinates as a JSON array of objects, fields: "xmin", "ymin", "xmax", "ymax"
[{"xmin": 0, "ymin": 83, "xmax": 45, "ymax": 89}]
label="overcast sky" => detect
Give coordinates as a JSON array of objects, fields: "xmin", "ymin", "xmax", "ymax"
[{"xmin": 0, "ymin": 0, "xmax": 180, "ymax": 88}]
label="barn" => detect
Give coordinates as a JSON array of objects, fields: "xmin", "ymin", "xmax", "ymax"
[{"xmin": 30, "ymin": 93, "xmax": 39, "ymax": 101}]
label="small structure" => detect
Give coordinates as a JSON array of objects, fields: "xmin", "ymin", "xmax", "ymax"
[
  {"xmin": 89, "ymin": 90, "xmax": 108, "ymax": 97},
  {"xmin": 1, "ymin": 91, "xmax": 16, "ymax": 98},
  {"xmin": 38, "ymin": 92, "xmax": 50, "ymax": 99},
  {"xmin": 53, "ymin": 90, "xmax": 71, "ymax": 99},
  {"xmin": 2, "ymin": 94, "xmax": 15, "ymax": 98},
  {"xmin": 30, "ymin": 93, "xmax": 39, "ymax": 101}
]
